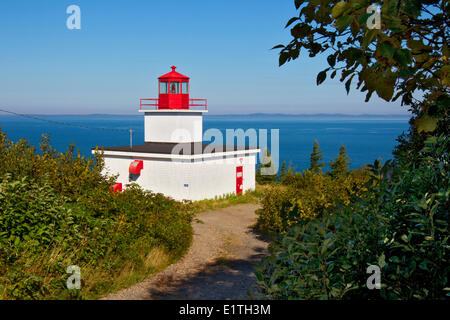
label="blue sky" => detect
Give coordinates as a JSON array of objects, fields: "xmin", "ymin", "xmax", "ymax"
[{"xmin": 0, "ymin": 0, "xmax": 409, "ymax": 115}]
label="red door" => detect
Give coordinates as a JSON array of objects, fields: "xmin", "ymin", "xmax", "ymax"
[{"xmin": 236, "ymin": 166, "xmax": 243, "ymax": 195}]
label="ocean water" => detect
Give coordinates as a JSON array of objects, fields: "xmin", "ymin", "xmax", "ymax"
[{"xmin": 0, "ymin": 114, "xmax": 410, "ymax": 171}]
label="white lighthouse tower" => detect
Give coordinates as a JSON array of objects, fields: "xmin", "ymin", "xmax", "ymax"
[{"xmin": 93, "ymin": 66, "xmax": 259, "ymax": 201}]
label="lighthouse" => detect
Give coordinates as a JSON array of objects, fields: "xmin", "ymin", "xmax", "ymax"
[{"xmin": 92, "ymin": 66, "xmax": 260, "ymax": 201}]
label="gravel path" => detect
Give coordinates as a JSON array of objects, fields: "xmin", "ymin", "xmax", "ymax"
[{"xmin": 102, "ymin": 203, "xmax": 269, "ymax": 300}]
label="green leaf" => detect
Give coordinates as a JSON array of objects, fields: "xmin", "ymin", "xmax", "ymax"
[
  {"xmin": 272, "ymin": 44, "xmax": 285, "ymax": 50},
  {"xmin": 345, "ymin": 74, "xmax": 354, "ymax": 94},
  {"xmin": 279, "ymin": 51, "xmax": 290, "ymax": 66},
  {"xmin": 336, "ymin": 15, "xmax": 352, "ymax": 31},
  {"xmin": 441, "ymin": 65, "xmax": 450, "ymax": 86},
  {"xmin": 393, "ymin": 49, "xmax": 412, "ymax": 67},
  {"xmin": 415, "ymin": 115, "xmax": 438, "ymax": 133},
  {"xmin": 285, "ymin": 17, "xmax": 299, "ymax": 28},
  {"xmin": 255, "ymin": 272, "xmax": 264, "ymax": 282},
  {"xmin": 419, "ymin": 259, "xmax": 431, "ymax": 271},
  {"xmin": 379, "ymin": 41, "xmax": 395, "ymax": 60},
  {"xmin": 365, "ymin": 89, "xmax": 374, "ymax": 102},
  {"xmin": 327, "ymin": 54, "xmax": 336, "ymax": 67},
  {"xmin": 384, "ymin": 16, "xmax": 404, "ymax": 32},
  {"xmin": 378, "ymin": 253, "xmax": 386, "ymax": 269},
  {"xmin": 331, "ymin": 2, "xmax": 349, "ymax": 19},
  {"xmin": 350, "ymin": 18, "xmax": 359, "ymax": 37},
  {"xmin": 327, "ymin": 263, "xmax": 335, "ymax": 273},
  {"xmin": 374, "ymin": 70, "xmax": 396, "ymax": 101},
  {"xmin": 407, "ymin": 39, "xmax": 431, "ymax": 52},
  {"xmin": 443, "ymin": 44, "xmax": 450, "ymax": 58},
  {"xmin": 317, "ymin": 70, "xmax": 327, "ymax": 85},
  {"xmin": 291, "ymin": 48, "xmax": 300, "ymax": 59},
  {"xmin": 375, "ymin": 83, "xmax": 394, "ymax": 101},
  {"xmin": 291, "ymin": 24, "xmax": 310, "ymax": 38},
  {"xmin": 331, "ymin": 70, "xmax": 337, "ymax": 79},
  {"xmin": 362, "ymin": 29, "xmax": 378, "ymax": 49}
]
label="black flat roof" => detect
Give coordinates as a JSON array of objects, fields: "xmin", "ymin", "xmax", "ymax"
[{"xmin": 92, "ymin": 142, "xmax": 258, "ymax": 155}]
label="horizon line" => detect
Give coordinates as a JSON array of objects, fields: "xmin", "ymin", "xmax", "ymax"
[{"xmin": 0, "ymin": 112, "xmax": 411, "ymax": 117}]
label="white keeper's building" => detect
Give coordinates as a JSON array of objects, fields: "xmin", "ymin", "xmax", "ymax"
[{"xmin": 92, "ymin": 66, "xmax": 259, "ymax": 201}]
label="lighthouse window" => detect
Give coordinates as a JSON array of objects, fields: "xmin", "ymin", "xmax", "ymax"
[
  {"xmin": 170, "ymin": 82, "xmax": 180, "ymax": 93},
  {"xmin": 160, "ymin": 81, "xmax": 168, "ymax": 94},
  {"xmin": 181, "ymin": 82, "xmax": 188, "ymax": 94}
]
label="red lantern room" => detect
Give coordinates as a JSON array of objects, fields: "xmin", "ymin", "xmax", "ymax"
[
  {"xmin": 158, "ymin": 66, "xmax": 190, "ymax": 109},
  {"xmin": 140, "ymin": 66, "xmax": 207, "ymax": 110}
]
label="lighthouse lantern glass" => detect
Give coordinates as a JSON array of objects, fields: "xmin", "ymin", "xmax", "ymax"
[
  {"xmin": 170, "ymin": 82, "xmax": 180, "ymax": 94},
  {"xmin": 160, "ymin": 81, "xmax": 168, "ymax": 94},
  {"xmin": 182, "ymin": 82, "xmax": 188, "ymax": 94}
]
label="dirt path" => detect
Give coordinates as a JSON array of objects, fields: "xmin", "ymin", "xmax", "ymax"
[{"xmin": 102, "ymin": 203, "xmax": 269, "ymax": 300}]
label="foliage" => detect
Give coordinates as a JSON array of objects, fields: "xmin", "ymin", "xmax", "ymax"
[
  {"xmin": 309, "ymin": 140, "xmax": 325, "ymax": 174},
  {"xmin": 256, "ymin": 144, "xmax": 369, "ymax": 235},
  {"xmin": 275, "ymin": 0, "xmax": 449, "ymax": 131},
  {"xmin": 0, "ymin": 175, "xmax": 76, "ymax": 248},
  {"xmin": 256, "ymin": 148, "xmax": 278, "ymax": 184},
  {"xmin": 255, "ymin": 185, "xmax": 298, "ymax": 234},
  {"xmin": 378, "ymin": 134, "xmax": 449, "ymax": 299},
  {"xmin": 255, "ymin": 134, "xmax": 449, "ymax": 299},
  {"xmin": 279, "ymin": 162, "xmax": 299, "ymax": 186},
  {"xmin": 256, "ymin": 169, "xmax": 369, "ymax": 235},
  {"xmin": 255, "ymin": 200, "xmax": 382, "ymax": 299},
  {"xmin": 278, "ymin": 161, "xmax": 288, "ymax": 182},
  {"xmin": 394, "ymin": 92, "xmax": 450, "ymax": 161},
  {"xmin": 0, "ymin": 129, "xmax": 194, "ymax": 299},
  {"xmin": 255, "ymin": 0, "xmax": 449, "ymax": 301},
  {"xmin": 0, "ymin": 130, "xmax": 113, "ymax": 200},
  {"xmin": 329, "ymin": 145, "xmax": 350, "ymax": 177}
]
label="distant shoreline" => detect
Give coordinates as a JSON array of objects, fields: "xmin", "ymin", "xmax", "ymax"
[{"xmin": 0, "ymin": 113, "xmax": 410, "ymax": 119}]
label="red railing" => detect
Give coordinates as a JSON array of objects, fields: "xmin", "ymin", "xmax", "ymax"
[
  {"xmin": 189, "ymin": 99, "xmax": 207, "ymax": 108},
  {"xmin": 140, "ymin": 98, "xmax": 159, "ymax": 108},
  {"xmin": 139, "ymin": 98, "xmax": 207, "ymax": 110}
]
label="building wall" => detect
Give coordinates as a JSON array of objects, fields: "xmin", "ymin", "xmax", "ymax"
[
  {"xmin": 101, "ymin": 153, "xmax": 256, "ymax": 201},
  {"xmin": 144, "ymin": 112, "xmax": 203, "ymax": 143}
]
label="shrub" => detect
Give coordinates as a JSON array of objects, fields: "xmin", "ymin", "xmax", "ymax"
[
  {"xmin": 0, "ymin": 175, "xmax": 74, "ymax": 247},
  {"xmin": 378, "ymin": 135, "xmax": 449, "ymax": 299},
  {"xmin": 254, "ymin": 204, "xmax": 382, "ymax": 299},
  {"xmin": 255, "ymin": 169, "xmax": 369, "ymax": 235},
  {"xmin": 0, "ymin": 129, "xmax": 194, "ymax": 299},
  {"xmin": 255, "ymin": 185, "xmax": 297, "ymax": 234},
  {"xmin": 0, "ymin": 130, "xmax": 114, "ymax": 201},
  {"xmin": 255, "ymin": 143, "xmax": 369, "ymax": 235},
  {"xmin": 255, "ymin": 134, "xmax": 449, "ymax": 300}
]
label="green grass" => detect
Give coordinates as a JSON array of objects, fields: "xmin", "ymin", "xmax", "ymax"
[{"xmin": 190, "ymin": 184, "xmax": 266, "ymax": 213}]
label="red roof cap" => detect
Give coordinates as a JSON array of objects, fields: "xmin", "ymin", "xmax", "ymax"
[{"xmin": 158, "ymin": 66, "xmax": 190, "ymax": 81}]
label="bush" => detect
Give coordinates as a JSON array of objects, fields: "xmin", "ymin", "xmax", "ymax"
[
  {"xmin": 0, "ymin": 130, "xmax": 113, "ymax": 201},
  {"xmin": 0, "ymin": 175, "xmax": 76, "ymax": 248},
  {"xmin": 254, "ymin": 204, "xmax": 382, "ymax": 299},
  {"xmin": 255, "ymin": 169, "xmax": 369, "ymax": 235},
  {"xmin": 255, "ymin": 185, "xmax": 297, "ymax": 234},
  {"xmin": 255, "ymin": 134, "xmax": 449, "ymax": 300},
  {"xmin": 0, "ymin": 129, "xmax": 194, "ymax": 299},
  {"xmin": 378, "ymin": 135, "xmax": 449, "ymax": 299}
]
